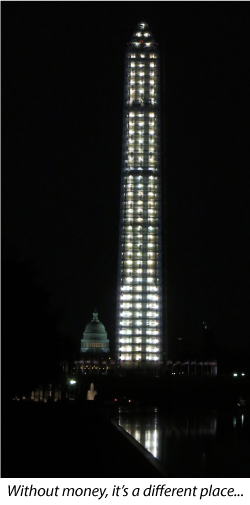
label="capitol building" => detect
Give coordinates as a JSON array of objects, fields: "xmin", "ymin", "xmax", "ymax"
[{"xmin": 81, "ymin": 310, "xmax": 110, "ymax": 354}]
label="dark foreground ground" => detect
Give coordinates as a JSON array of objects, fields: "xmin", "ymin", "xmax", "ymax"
[{"xmin": 2, "ymin": 400, "xmax": 164, "ymax": 478}]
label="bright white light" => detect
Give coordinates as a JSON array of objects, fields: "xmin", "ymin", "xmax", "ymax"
[
  {"xmin": 119, "ymin": 338, "xmax": 132, "ymax": 343},
  {"xmin": 147, "ymin": 312, "xmax": 158, "ymax": 317},
  {"xmin": 120, "ymin": 320, "xmax": 131, "ymax": 326},
  {"xmin": 120, "ymin": 346, "xmax": 132, "ymax": 352},
  {"xmin": 147, "ymin": 304, "xmax": 158, "ymax": 310},
  {"xmin": 147, "ymin": 295, "xmax": 158, "ymax": 301},
  {"xmin": 70, "ymin": 380, "xmax": 76, "ymax": 384},
  {"xmin": 146, "ymin": 347, "xmax": 159, "ymax": 352},
  {"xmin": 120, "ymin": 354, "xmax": 132, "ymax": 361}
]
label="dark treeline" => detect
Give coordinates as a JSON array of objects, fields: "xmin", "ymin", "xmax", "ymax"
[{"xmin": 2, "ymin": 256, "xmax": 74, "ymax": 401}]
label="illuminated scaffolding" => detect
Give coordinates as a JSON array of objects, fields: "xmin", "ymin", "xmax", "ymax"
[{"xmin": 116, "ymin": 22, "xmax": 162, "ymax": 367}]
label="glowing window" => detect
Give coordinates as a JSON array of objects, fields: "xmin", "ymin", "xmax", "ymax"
[
  {"xmin": 120, "ymin": 354, "xmax": 132, "ymax": 361},
  {"xmin": 121, "ymin": 311, "xmax": 132, "ymax": 317}
]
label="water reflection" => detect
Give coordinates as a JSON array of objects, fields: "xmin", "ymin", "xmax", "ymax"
[
  {"xmin": 119, "ymin": 410, "xmax": 159, "ymax": 457},
  {"xmin": 118, "ymin": 409, "xmax": 216, "ymax": 460},
  {"xmin": 117, "ymin": 408, "xmax": 249, "ymax": 477}
]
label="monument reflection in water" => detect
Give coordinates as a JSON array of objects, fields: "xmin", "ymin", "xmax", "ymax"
[
  {"xmin": 117, "ymin": 409, "xmax": 249, "ymax": 476},
  {"xmin": 118, "ymin": 408, "xmax": 217, "ymax": 461}
]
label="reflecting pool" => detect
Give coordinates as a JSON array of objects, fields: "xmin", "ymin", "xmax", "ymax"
[{"xmin": 115, "ymin": 408, "xmax": 250, "ymax": 477}]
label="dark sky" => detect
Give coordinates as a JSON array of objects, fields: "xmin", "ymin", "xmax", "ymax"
[{"xmin": 2, "ymin": 2, "xmax": 250, "ymax": 356}]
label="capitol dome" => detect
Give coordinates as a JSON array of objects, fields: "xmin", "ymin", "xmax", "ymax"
[
  {"xmin": 84, "ymin": 311, "xmax": 107, "ymax": 336},
  {"xmin": 80, "ymin": 310, "xmax": 110, "ymax": 354}
]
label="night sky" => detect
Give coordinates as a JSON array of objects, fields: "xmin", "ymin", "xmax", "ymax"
[{"xmin": 2, "ymin": 2, "xmax": 250, "ymax": 359}]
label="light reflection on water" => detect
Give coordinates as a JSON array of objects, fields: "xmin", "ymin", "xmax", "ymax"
[
  {"xmin": 119, "ymin": 410, "xmax": 159, "ymax": 457},
  {"xmin": 117, "ymin": 408, "xmax": 249, "ymax": 477}
]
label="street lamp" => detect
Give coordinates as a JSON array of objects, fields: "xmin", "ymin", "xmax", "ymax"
[{"xmin": 69, "ymin": 379, "xmax": 77, "ymax": 399}]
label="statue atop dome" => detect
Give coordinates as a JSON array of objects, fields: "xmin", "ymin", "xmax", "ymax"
[{"xmin": 80, "ymin": 310, "xmax": 110, "ymax": 354}]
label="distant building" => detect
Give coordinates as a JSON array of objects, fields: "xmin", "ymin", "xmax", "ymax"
[{"xmin": 81, "ymin": 310, "xmax": 110, "ymax": 354}]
